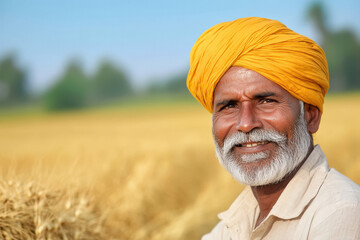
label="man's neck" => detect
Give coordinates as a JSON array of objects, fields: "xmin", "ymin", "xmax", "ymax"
[
  {"xmin": 251, "ymin": 145, "xmax": 314, "ymax": 228},
  {"xmin": 251, "ymin": 166, "xmax": 299, "ymax": 228}
]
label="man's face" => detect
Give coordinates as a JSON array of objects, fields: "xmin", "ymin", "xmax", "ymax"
[{"xmin": 212, "ymin": 67, "xmax": 311, "ymax": 186}]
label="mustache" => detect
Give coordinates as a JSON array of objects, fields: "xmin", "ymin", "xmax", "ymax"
[{"xmin": 222, "ymin": 129, "xmax": 287, "ymax": 154}]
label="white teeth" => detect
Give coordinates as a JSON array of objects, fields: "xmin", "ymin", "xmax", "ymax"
[{"xmin": 242, "ymin": 141, "xmax": 266, "ymax": 147}]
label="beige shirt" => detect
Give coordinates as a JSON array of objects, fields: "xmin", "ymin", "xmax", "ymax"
[{"xmin": 202, "ymin": 145, "xmax": 360, "ymax": 240}]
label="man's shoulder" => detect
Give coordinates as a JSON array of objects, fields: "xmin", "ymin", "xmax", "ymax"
[
  {"xmin": 309, "ymin": 146, "xmax": 360, "ymax": 205},
  {"xmin": 306, "ymin": 168, "xmax": 360, "ymax": 238},
  {"xmin": 320, "ymin": 168, "xmax": 360, "ymax": 205},
  {"xmin": 310, "ymin": 168, "xmax": 360, "ymax": 223}
]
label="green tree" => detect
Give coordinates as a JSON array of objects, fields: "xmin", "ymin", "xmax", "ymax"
[
  {"xmin": 324, "ymin": 30, "xmax": 360, "ymax": 91},
  {"xmin": 92, "ymin": 60, "xmax": 132, "ymax": 102},
  {"xmin": 0, "ymin": 53, "xmax": 27, "ymax": 105},
  {"xmin": 44, "ymin": 60, "xmax": 89, "ymax": 111},
  {"xmin": 307, "ymin": 2, "xmax": 360, "ymax": 91}
]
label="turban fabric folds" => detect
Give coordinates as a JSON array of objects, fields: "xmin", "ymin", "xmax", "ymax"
[{"xmin": 186, "ymin": 17, "xmax": 329, "ymax": 113}]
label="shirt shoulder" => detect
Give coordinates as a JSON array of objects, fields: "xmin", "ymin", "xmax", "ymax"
[
  {"xmin": 320, "ymin": 168, "xmax": 360, "ymax": 206},
  {"xmin": 308, "ymin": 169, "xmax": 360, "ymax": 239},
  {"xmin": 311, "ymin": 168, "xmax": 360, "ymax": 218}
]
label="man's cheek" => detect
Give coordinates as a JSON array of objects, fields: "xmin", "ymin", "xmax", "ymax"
[
  {"xmin": 213, "ymin": 129, "xmax": 226, "ymax": 148},
  {"xmin": 214, "ymin": 121, "xmax": 234, "ymax": 145}
]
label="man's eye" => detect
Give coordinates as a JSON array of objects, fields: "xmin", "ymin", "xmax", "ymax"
[
  {"xmin": 226, "ymin": 103, "xmax": 236, "ymax": 108},
  {"xmin": 220, "ymin": 103, "xmax": 235, "ymax": 111},
  {"xmin": 261, "ymin": 98, "xmax": 276, "ymax": 104}
]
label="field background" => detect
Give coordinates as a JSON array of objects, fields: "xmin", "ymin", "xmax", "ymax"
[{"xmin": 0, "ymin": 93, "xmax": 359, "ymax": 239}]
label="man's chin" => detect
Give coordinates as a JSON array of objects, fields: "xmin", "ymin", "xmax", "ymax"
[
  {"xmin": 221, "ymin": 152, "xmax": 293, "ymax": 186},
  {"xmin": 239, "ymin": 151, "xmax": 270, "ymax": 164},
  {"xmin": 226, "ymin": 162, "xmax": 281, "ymax": 186}
]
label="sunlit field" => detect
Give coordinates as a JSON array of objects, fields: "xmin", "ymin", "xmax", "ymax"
[{"xmin": 0, "ymin": 93, "xmax": 359, "ymax": 239}]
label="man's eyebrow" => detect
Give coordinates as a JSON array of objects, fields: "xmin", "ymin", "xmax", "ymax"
[
  {"xmin": 253, "ymin": 92, "xmax": 277, "ymax": 99},
  {"xmin": 215, "ymin": 92, "xmax": 277, "ymax": 108}
]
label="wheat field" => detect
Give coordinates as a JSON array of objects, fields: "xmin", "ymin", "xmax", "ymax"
[{"xmin": 0, "ymin": 93, "xmax": 359, "ymax": 239}]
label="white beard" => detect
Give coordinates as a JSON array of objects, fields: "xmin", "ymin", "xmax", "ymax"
[{"xmin": 213, "ymin": 102, "xmax": 311, "ymax": 186}]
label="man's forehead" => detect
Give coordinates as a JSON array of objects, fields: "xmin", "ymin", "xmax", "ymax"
[{"xmin": 213, "ymin": 66, "xmax": 293, "ymax": 101}]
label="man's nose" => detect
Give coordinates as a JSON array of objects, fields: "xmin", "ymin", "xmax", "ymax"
[{"xmin": 235, "ymin": 104, "xmax": 262, "ymax": 133}]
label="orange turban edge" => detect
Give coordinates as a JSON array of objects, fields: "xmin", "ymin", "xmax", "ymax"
[{"xmin": 186, "ymin": 17, "xmax": 329, "ymax": 113}]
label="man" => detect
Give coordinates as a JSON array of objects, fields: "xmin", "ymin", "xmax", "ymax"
[{"xmin": 186, "ymin": 17, "xmax": 360, "ymax": 239}]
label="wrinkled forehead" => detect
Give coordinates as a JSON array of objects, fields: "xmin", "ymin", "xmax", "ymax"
[{"xmin": 213, "ymin": 66, "xmax": 297, "ymax": 103}]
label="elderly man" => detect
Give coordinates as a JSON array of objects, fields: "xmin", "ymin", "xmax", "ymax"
[{"xmin": 187, "ymin": 17, "xmax": 360, "ymax": 239}]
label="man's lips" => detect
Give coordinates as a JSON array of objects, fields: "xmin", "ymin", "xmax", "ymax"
[
  {"xmin": 235, "ymin": 141, "xmax": 269, "ymax": 148},
  {"xmin": 232, "ymin": 141, "xmax": 273, "ymax": 154}
]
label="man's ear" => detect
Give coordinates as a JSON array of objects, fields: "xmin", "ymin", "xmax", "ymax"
[{"xmin": 304, "ymin": 103, "xmax": 321, "ymax": 134}]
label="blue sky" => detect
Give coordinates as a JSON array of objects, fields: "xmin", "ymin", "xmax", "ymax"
[{"xmin": 1, "ymin": 0, "xmax": 359, "ymax": 93}]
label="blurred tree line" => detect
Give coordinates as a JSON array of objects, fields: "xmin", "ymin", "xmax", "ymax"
[
  {"xmin": 0, "ymin": 2, "xmax": 359, "ymax": 111},
  {"xmin": 146, "ymin": 72, "xmax": 189, "ymax": 94},
  {"xmin": 43, "ymin": 59, "xmax": 134, "ymax": 110},
  {"xmin": 0, "ymin": 53, "xmax": 190, "ymax": 111}
]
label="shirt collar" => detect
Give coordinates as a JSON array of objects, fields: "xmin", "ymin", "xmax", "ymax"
[{"xmin": 270, "ymin": 145, "xmax": 329, "ymax": 220}]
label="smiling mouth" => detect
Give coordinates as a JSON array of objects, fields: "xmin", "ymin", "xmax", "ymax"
[{"xmin": 235, "ymin": 141, "xmax": 269, "ymax": 148}]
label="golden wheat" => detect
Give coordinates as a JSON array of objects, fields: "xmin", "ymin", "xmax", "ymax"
[
  {"xmin": 0, "ymin": 94, "xmax": 359, "ymax": 239},
  {"xmin": 0, "ymin": 180, "xmax": 105, "ymax": 239}
]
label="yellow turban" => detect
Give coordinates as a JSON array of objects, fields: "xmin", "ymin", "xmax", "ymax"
[{"xmin": 187, "ymin": 17, "xmax": 329, "ymax": 113}]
